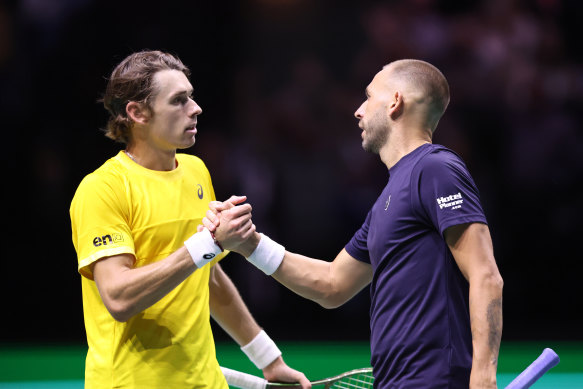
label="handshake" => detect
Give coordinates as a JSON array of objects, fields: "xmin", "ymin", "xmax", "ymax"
[
  {"xmin": 200, "ymin": 195, "xmax": 259, "ymax": 257},
  {"xmin": 186, "ymin": 195, "xmax": 285, "ymax": 275}
]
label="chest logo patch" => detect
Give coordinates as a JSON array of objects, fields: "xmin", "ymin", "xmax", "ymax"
[
  {"xmin": 436, "ymin": 192, "xmax": 463, "ymax": 210},
  {"xmin": 384, "ymin": 195, "xmax": 391, "ymax": 211},
  {"xmin": 197, "ymin": 184, "xmax": 204, "ymax": 199}
]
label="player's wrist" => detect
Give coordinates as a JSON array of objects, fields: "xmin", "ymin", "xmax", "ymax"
[
  {"xmin": 184, "ymin": 228, "xmax": 223, "ymax": 268},
  {"xmin": 240, "ymin": 330, "xmax": 282, "ymax": 370},
  {"xmin": 236, "ymin": 231, "xmax": 261, "ymax": 258},
  {"xmin": 209, "ymin": 230, "xmax": 224, "ymax": 252},
  {"xmin": 246, "ymin": 233, "xmax": 285, "ymax": 275}
]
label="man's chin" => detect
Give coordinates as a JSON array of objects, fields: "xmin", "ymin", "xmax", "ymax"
[
  {"xmin": 362, "ymin": 141, "xmax": 380, "ymax": 155},
  {"xmin": 177, "ymin": 138, "xmax": 196, "ymax": 150}
]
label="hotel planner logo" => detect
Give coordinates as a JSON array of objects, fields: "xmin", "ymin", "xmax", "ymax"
[{"xmin": 436, "ymin": 192, "xmax": 463, "ymax": 210}]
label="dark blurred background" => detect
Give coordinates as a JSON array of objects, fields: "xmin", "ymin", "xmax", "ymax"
[{"xmin": 1, "ymin": 0, "xmax": 582, "ymax": 346}]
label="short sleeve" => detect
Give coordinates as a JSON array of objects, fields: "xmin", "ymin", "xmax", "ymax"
[
  {"xmin": 345, "ymin": 210, "xmax": 372, "ymax": 264},
  {"xmin": 412, "ymin": 149, "xmax": 487, "ymax": 236},
  {"xmin": 70, "ymin": 172, "xmax": 135, "ymax": 279}
]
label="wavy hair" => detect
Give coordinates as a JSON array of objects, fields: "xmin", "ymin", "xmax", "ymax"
[{"xmin": 100, "ymin": 50, "xmax": 190, "ymax": 144}]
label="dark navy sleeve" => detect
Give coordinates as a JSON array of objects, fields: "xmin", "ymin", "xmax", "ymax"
[
  {"xmin": 344, "ymin": 209, "xmax": 372, "ymax": 264},
  {"xmin": 411, "ymin": 149, "xmax": 487, "ymax": 236}
]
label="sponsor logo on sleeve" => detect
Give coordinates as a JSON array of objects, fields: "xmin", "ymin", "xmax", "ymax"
[
  {"xmin": 436, "ymin": 192, "xmax": 463, "ymax": 210},
  {"xmin": 93, "ymin": 233, "xmax": 124, "ymax": 247},
  {"xmin": 197, "ymin": 184, "xmax": 204, "ymax": 199}
]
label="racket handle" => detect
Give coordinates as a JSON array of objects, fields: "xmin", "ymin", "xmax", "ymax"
[
  {"xmin": 504, "ymin": 348, "xmax": 560, "ymax": 389},
  {"xmin": 221, "ymin": 366, "xmax": 268, "ymax": 389}
]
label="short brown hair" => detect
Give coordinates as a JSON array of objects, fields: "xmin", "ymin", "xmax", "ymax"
[
  {"xmin": 385, "ymin": 59, "xmax": 450, "ymax": 131},
  {"xmin": 101, "ymin": 50, "xmax": 190, "ymax": 144}
]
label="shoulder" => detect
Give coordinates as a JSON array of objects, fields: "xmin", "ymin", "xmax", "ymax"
[
  {"xmin": 72, "ymin": 156, "xmax": 129, "ymax": 203},
  {"xmin": 413, "ymin": 145, "xmax": 469, "ymax": 177},
  {"xmin": 177, "ymin": 153, "xmax": 210, "ymax": 174},
  {"xmin": 80, "ymin": 157, "xmax": 127, "ymax": 188},
  {"xmin": 177, "ymin": 152, "xmax": 205, "ymax": 166},
  {"xmin": 420, "ymin": 144, "xmax": 466, "ymax": 167}
]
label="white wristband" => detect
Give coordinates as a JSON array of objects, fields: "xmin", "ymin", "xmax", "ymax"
[
  {"xmin": 240, "ymin": 330, "xmax": 282, "ymax": 370},
  {"xmin": 246, "ymin": 233, "xmax": 285, "ymax": 275},
  {"xmin": 184, "ymin": 228, "xmax": 223, "ymax": 268}
]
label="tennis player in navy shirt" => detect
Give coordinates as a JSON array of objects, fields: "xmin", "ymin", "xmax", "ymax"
[{"xmin": 204, "ymin": 59, "xmax": 504, "ymax": 388}]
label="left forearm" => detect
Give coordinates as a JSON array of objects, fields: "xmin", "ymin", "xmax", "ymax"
[
  {"xmin": 469, "ymin": 273, "xmax": 503, "ymax": 371},
  {"xmin": 209, "ymin": 263, "xmax": 286, "ymax": 374},
  {"xmin": 209, "ymin": 264, "xmax": 261, "ymax": 346},
  {"xmin": 446, "ymin": 222, "xmax": 503, "ymax": 387}
]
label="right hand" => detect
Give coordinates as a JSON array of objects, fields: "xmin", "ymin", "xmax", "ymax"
[
  {"xmin": 203, "ymin": 196, "xmax": 257, "ymax": 252},
  {"xmin": 203, "ymin": 195, "xmax": 245, "ymax": 232},
  {"xmin": 262, "ymin": 357, "xmax": 311, "ymax": 389}
]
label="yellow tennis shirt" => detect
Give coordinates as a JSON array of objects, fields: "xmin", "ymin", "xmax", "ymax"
[{"xmin": 70, "ymin": 151, "xmax": 229, "ymax": 389}]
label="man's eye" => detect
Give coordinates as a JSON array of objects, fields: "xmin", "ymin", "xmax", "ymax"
[
  {"xmin": 173, "ymin": 96, "xmax": 187, "ymax": 105},
  {"xmin": 175, "ymin": 95, "xmax": 194, "ymax": 105}
]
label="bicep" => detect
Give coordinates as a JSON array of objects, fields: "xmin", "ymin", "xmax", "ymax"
[
  {"xmin": 92, "ymin": 254, "xmax": 136, "ymax": 296},
  {"xmin": 445, "ymin": 222, "xmax": 498, "ymax": 281}
]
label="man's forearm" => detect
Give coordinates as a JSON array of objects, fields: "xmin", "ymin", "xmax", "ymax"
[
  {"xmin": 208, "ymin": 265, "xmax": 285, "ymax": 373},
  {"xmin": 209, "ymin": 264, "xmax": 261, "ymax": 346},
  {"xmin": 93, "ymin": 247, "xmax": 198, "ymax": 322},
  {"xmin": 272, "ymin": 251, "xmax": 337, "ymax": 307},
  {"xmin": 273, "ymin": 249, "xmax": 373, "ymax": 309},
  {"xmin": 469, "ymin": 275, "xmax": 503, "ymax": 381}
]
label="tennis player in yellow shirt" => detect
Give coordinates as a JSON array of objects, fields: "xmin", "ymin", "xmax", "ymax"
[{"xmin": 70, "ymin": 50, "xmax": 310, "ymax": 389}]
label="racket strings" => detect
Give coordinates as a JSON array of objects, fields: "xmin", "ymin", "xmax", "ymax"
[{"xmin": 329, "ymin": 372, "xmax": 374, "ymax": 389}]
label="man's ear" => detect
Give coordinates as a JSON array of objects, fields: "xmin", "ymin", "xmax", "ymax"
[
  {"xmin": 126, "ymin": 101, "xmax": 150, "ymax": 125},
  {"xmin": 388, "ymin": 91, "xmax": 404, "ymax": 120}
]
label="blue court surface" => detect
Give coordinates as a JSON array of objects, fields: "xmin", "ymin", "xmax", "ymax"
[{"xmin": 1, "ymin": 341, "xmax": 581, "ymax": 388}]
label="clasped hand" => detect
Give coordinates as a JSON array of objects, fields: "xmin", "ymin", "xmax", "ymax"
[{"xmin": 202, "ymin": 195, "xmax": 257, "ymax": 255}]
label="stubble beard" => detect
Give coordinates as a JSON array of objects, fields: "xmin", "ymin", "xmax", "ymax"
[{"xmin": 362, "ymin": 123, "xmax": 388, "ymax": 155}]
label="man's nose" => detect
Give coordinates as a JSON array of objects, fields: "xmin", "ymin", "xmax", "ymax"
[
  {"xmin": 354, "ymin": 105, "xmax": 362, "ymax": 119},
  {"xmin": 354, "ymin": 101, "xmax": 366, "ymax": 119},
  {"xmin": 190, "ymin": 100, "xmax": 202, "ymax": 116}
]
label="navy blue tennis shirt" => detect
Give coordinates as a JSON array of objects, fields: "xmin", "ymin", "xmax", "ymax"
[{"xmin": 345, "ymin": 143, "xmax": 488, "ymax": 388}]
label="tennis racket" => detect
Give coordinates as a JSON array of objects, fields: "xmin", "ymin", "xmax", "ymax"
[
  {"xmin": 222, "ymin": 347, "xmax": 558, "ymax": 389},
  {"xmin": 221, "ymin": 366, "xmax": 374, "ymax": 389},
  {"xmin": 504, "ymin": 348, "xmax": 560, "ymax": 389}
]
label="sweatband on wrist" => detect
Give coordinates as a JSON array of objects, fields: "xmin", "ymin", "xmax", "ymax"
[
  {"xmin": 240, "ymin": 330, "xmax": 282, "ymax": 370},
  {"xmin": 210, "ymin": 230, "xmax": 224, "ymax": 252},
  {"xmin": 184, "ymin": 228, "xmax": 223, "ymax": 268},
  {"xmin": 246, "ymin": 233, "xmax": 285, "ymax": 275}
]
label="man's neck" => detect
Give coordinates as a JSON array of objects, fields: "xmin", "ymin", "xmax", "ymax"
[
  {"xmin": 125, "ymin": 144, "xmax": 177, "ymax": 171},
  {"xmin": 379, "ymin": 131, "xmax": 432, "ymax": 170}
]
